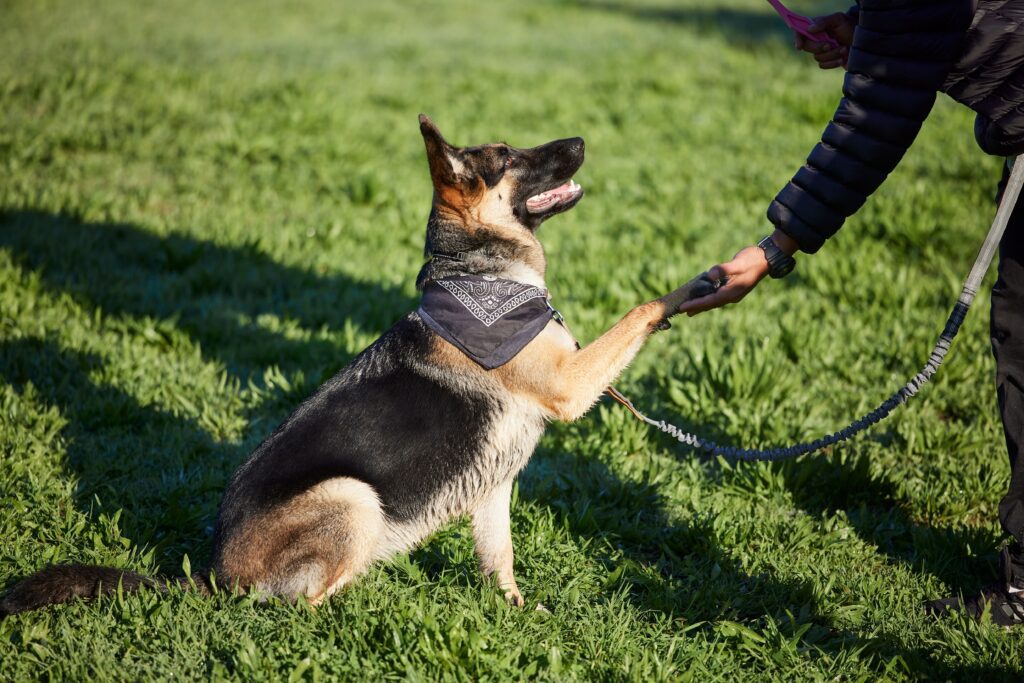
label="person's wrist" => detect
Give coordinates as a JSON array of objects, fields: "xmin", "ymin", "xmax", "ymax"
[
  {"xmin": 758, "ymin": 234, "xmax": 796, "ymax": 279},
  {"xmin": 769, "ymin": 229, "xmax": 799, "ymax": 256},
  {"xmin": 754, "ymin": 256, "xmax": 771, "ymax": 281}
]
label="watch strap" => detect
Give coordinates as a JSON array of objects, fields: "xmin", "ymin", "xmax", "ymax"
[{"xmin": 758, "ymin": 235, "xmax": 796, "ymax": 279}]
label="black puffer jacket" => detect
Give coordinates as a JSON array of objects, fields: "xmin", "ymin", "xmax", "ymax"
[{"xmin": 769, "ymin": 0, "xmax": 1024, "ymax": 253}]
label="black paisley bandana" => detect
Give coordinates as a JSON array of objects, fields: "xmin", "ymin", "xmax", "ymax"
[{"xmin": 418, "ymin": 275, "xmax": 555, "ymax": 370}]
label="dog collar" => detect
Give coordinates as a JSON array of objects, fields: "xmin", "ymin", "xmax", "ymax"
[
  {"xmin": 428, "ymin": 250, "xmax": 468, "ymax": 262},
  {"xmin": 418, "ymin": 275, "xmax": 555, "ymax": 370}
]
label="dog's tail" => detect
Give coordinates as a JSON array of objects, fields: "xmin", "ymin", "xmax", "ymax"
[{"xmin": 0, "ymin": 563, "xmax": 213, "ymax": 617}]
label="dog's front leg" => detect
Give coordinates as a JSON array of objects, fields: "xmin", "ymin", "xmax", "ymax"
[
  {"xmin": 471, "ymin": 480, "xmax": 523, "ymax": 607},
  {"xmin": 543, "ymin": 274, "xmax": 716, "ymax": 421}
]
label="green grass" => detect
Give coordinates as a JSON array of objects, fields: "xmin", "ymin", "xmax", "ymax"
[{"xmin": 1, "ymin": 0, "xmax": 1021, "ymax": 679}]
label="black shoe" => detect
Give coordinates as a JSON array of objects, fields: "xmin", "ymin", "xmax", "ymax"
[
  {"xmin": 925, "ymin": 584, "xmax": 1024, "ymax": 626},
  {"xmin": 925, "ymin": 544, "xmax": 1024, "ymax": 627}
]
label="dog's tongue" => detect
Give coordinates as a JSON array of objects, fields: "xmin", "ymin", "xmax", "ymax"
[{"xmin": 526, "ymin": 180, "xmax": 579, "ymax": 212}]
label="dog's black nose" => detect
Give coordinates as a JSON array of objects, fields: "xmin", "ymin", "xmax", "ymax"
[{"xmin": 568, "ymin": 138, "xmax": 584, "ymax": 157}]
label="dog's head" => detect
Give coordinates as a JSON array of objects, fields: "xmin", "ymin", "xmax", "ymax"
[{"xmin": 419, "ymin": 114, "xmax": 584, "ymax": 233}]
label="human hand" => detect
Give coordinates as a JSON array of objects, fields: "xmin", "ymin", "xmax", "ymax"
[
  {"xmin": 795, "ymin": 12, "xmax": 855, "ymax": 69},
  {"xmin": 676, "ymin": 246, "xmax": 769, "ymax": 316},
  {"xmin": 655, "ymin": 272, "xmax": 722, "ymax": 327}
]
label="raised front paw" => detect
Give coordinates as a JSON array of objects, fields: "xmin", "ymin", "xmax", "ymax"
[
  {"xmin": 685, "ymin": 273, "xmax": 721, "ymax": 301},
  {"xmin": 659, "ymin": 272, "xmax": 722, "ymax": 318}
]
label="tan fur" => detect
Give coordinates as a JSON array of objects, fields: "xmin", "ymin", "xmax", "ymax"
[
  {"xmin": 218, "ymin": 477, "xmax": 385, "ymax": 601},
  {"xmin": 501, "ymin": 299, "xmax": 680, "ymax": 421},
  {"xmin": 338, "ymin": 121, "xmax": 696, "ymax": 606},
  {"xmin": 419, "ymin": 286, "xmax": 691, "ymax": 604},
  {"xmin": 313, "ymin": 121, "xmax": 698, "ymax": 606},
  {"xmin": 372, "ymin": 371, "xmax": 545, "ymax": 562},
  {"xmin": 470, "ymin": 176, "xmax": 518, "ymax": 228},
  {"xmin": 432, "ymin": 293, "xmax": 686, "ymax": 422},
  {"xmin": 434, "ymin": 179, "xmax": 549, "ymax": 279},
  {"xmin": 471, "ymin": 480, "xmax": 521, "ymax": 606},
  {"xmin": 436, "ymin": 186, "xmax": 482, "ymax": 220}
]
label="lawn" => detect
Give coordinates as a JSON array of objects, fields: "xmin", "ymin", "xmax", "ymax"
[{"xmin": 1, "ymin": 0, "xmax": 1021, "ymax": 679}]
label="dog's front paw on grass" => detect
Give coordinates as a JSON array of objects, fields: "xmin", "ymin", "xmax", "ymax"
[{"xmin": 504, "ymin": 587, "xmax": 525, "ymax": 607}]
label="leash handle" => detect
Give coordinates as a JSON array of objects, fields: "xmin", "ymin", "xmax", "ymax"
[
  {"xmin": 766, "ymin": 0, "xmax": 841, "ymax": 50},
  {"xmin": 606, "ymin": 386, "xmax": 648, "ymax": 421},
  {"xmin": 961, "ymin": 157, "xmax": 1024, "ymax": 302}
]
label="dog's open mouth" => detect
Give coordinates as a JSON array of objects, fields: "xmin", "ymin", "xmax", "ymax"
[{"xmin": 525, "ymin": 179, "xmax": 583, "ymax": 214}]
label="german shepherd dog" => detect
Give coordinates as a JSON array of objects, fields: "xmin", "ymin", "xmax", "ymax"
[{"xmin": 0, "ymin": 116, "xmax": 713, "ymax": 615}]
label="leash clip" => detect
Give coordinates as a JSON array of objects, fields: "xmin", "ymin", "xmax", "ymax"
[{"xmin": 547, "ymin": 302, "xmax": 565, "ymax": 323}]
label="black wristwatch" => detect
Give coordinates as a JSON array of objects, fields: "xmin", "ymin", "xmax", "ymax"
[{"xmin": 758, "ymin": 235, "xmax": 796, "ymax": 279}]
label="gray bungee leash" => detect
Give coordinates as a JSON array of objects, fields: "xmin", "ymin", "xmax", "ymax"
[{"xmin": 611, "ymin": 157, "xmax": 1024, "ymax": 462}]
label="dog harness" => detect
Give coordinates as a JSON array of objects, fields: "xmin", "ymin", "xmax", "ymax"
[{"xmin": 418, "ymin": 275, "xmax": 556, "ymax": 369}]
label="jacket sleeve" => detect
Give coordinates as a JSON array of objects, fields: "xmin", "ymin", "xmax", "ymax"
[
  {"xmin": 975, "ymin": 115, "xmax": 1024, "ymax": 157},
  {"xmin": 944, "ymin": 0, "xmax": 1024, "ymax": 157},
  {"xmin": 767, "ymin": 0, "xmax": 973, "ymax": 253}
]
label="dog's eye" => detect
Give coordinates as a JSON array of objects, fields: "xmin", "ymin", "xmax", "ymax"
[{"xmin": 504, "ymin": 156, "xmax": 515, "ymax": 168}]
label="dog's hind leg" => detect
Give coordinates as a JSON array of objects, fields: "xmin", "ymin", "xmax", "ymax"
[
  {"xmin": 223, "ymin": 478, "xmax": 385, "ymax": 605},
  {"xmin": 303, "ymin": 478, "xmax": 386, "ymax": 606},
  {"xmin": 472, "ymin": 480, "xmax": 523, "ymax": 606},
  {"xmin": 309, "ymin": 479, "xmax": 385, "ymax": 606}
]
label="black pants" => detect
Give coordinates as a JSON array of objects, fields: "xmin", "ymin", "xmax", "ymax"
[{"xmin": 994, "ymin": 164, "xmax": 1024, "ymax": 564}]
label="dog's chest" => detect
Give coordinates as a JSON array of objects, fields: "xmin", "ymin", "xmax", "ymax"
[
  {"xmin": 473, "ymin": 395, "xmax": 547, "ymax": 484},
  {"xmin": 381, "ymin": 396, "xmax": 545, "ymax": 554},
  {"xmin": 433, "ymin": 395, "xmax": 543, "ymax": 516}
]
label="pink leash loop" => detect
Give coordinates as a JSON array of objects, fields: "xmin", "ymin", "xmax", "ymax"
[{"xmin": 766, "ymin": 0, "xmax": 841, "ymax": 50}]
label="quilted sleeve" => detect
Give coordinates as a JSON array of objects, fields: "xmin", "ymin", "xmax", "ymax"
[{"xmin": 767, "ymin": 0, "xmax": 973, "ymax": 253}]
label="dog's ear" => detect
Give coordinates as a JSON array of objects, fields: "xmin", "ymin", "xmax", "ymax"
[{"xmin": 419, "ymin": 114, "xmax": 464, "ymax": 187}]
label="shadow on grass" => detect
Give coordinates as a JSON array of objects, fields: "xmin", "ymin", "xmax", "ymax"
[
  {"xmin": 520, "ymin": 443, "xmax": 862, "ymax": 645},
  {"xmin": 0, "ymin": 337, "xmax": 238, "ymax": 568},
  {"xmin": 522, "ymin": 426, "xmax": 1017, "ymax": 679},
  {"xmin": 0, "ymin": 209, "xmax": 415, "ymax": 379},
  {"xmin": 624, "ymin": 367, "xmax": 1003, "ymax": 597},
  {"xmin": 777, "ymin": 453, "xmax": 1001, "ymax": 594},
  {"xmin": 774, "ymin": 451, "xmax": 1017, "ymax": 677}
]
